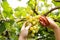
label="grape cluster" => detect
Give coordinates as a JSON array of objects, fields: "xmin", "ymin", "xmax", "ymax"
[{"xmin": 25, "ymin": 15, "xmax": 40, "ymax": 37}]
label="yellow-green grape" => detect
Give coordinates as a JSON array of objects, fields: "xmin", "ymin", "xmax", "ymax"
[
  {"xmin": 33, "ymin": 26, "xmax": 37, "ymax": 30},
  {"xmin": 31, "ymin": 33, "xmax": 35, "ymax": 37},
  {"xmin": 33, "ymin": 26, "xmax": 39, "ymax": 33},
  {"xmin": 30, "ymin": 27, "xmax": 34, "ymax": 31},
  {"xmin": 35, "ymin": 15, "xmax": 40, "ymax": 19},
  {"xmin": 32, "ymin": 21, "xmax": 36, "ymax": 25},
  {"xmin": 32, "ymin": 17, "xmax": 35, "ymax": 20},
  {"xmin": 32, "ymin": 30, "xmax": 36, "ymax": 33},
  {"xmin": 27, "ymin": 15, "xmax": 40, "ymax": 37},
  {"xmin": 26, "ymin": 15, "xmax": 31, "ymax": 19},
  {"xmin": 29, "ymin": 10, "xmax": 33, "ymax": 15},
  {"xmin": 35, "ymin": 27, "xmax": 40, "ymax": 33},
  {"xmin": 26, "ymin": 16, "xmax": 30, "ymax": 19},
  {"xmin": 29, "ymin": 19, "xmax": 33, "ymax": 23},
  {"xmin": 29, "ymin": 25, "xmax": 40, "ymax": 37}
]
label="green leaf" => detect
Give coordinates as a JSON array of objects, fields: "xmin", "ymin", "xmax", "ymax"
[
  {"xmin": 52, "ymin": 0, "xmax": 60, "ymax": 6},
  {"xmin": 2, "ymin": 1, "xmax": 13, "ymax": 18},
  {"xmin": 14, "ymin": 7, "xmax": 27, "ymax": 18},
  {"xmin": 0, "ymin": 21, "xmax": 6, "ymax": 33},
  {"xmin": 2, "ymin": 0, "xmax": 7, "ymax": 1}
]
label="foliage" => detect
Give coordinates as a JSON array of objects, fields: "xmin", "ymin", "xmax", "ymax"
[{"xmin": 0, "ymin": 0, "xmax": 60, "ymax": 40}]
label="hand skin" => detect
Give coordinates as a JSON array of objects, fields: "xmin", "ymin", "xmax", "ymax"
[
  {"xmin": 40, "ymin": 16, "xmax": 60, "ymax": 40},
  {"xmin": 46, "ymin": 17, "xmax": 60, "ymax": 40},
  {"xmin": 19, "ymin": 22, "xmax": 31, "ymax": 40}
]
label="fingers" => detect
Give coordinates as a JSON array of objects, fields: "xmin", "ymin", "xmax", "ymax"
[
  {"xmin": 39, "ymin": 17, "xmax": 46, "ymax": 26},
  {"xmin": 40, "ymin": 21, "xmax": 46, "ymax": 26},
  {"xmin": 41, "ymin": 16, "xmax": 49, "ymax": 25},
  {"xmin": 39, "ymin": 16, "xmax": 50, "ymax": 26},
  {"xmin": 21, "ymin": 21, "xmax": 32, "ymax": 31},
  {"xmin": 26, "ymin": 23, "xmax": 32, "ymax": 30},
  {"xmin": 39, "ymin": 16, "xmax": 46, "ymax": 26},
  {"xmin": 21, "ymin": 22, "xmax": 27, "ymax": 31}
]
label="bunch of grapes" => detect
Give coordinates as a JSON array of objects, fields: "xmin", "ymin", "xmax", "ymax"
[{"xmin": 25, "ymin": 15, "xmax": 41, "ymax": 37}]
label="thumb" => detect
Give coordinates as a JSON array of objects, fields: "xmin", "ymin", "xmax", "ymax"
[
  {"xmin": 26, "ymin": 23, "xmax": 32, "ymax": 30},
  {"xmin": 21, "ymin": 22, "xmax": 26, "ymax": 31}
]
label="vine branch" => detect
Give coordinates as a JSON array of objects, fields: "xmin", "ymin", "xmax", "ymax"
[
  {"xmin": 44, "ymin": 6, "xmax": 60, "ymax": 16},
  {"xmin": 32, "ymin": 0, "xmax": 38, "ymax": 15},
  {"xmin": 32, "ymin": 9, "xmax": 38, "ymax": 15},
  {"xmin": 43, "ymin": 6, "xmax": 60, "ymax": 23}
]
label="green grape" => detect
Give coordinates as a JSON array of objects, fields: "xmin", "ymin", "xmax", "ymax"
[
  {"xmin": 33, "ymin": 26, "xmax": 37, "ymax": 30},
  {"xmin": 32, "ymin": 21, "xmax": 36, "ymax": 25},
  {"xmin": 25, "ymin": 15, "xmax": 40, "ymax": 37},
  {"xmin": 30, "ymin": 27, "xmax": 34, "ymax": 31},
  {"xmin": 31, "ymin": 33, "xmax": 35, "ymax": 37},
  {"xmin": 26, "ymin": 15, "xmax": 31, "ymax": 19},
  {"xmin": 32, "ymin": 30, "xmax": 36, "ymax": 33},
  {"xmin": 29, "ymin": 24, "xmax": 40, "ymax": 37}
]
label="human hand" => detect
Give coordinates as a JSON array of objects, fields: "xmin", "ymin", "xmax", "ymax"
[
  {"xmin": 19, "ymin": 22, "xmax": 31, "ymax": 39},
  {"xmin": 39, "ymin": 16, "xmax": 59, "ymax": 30}
]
